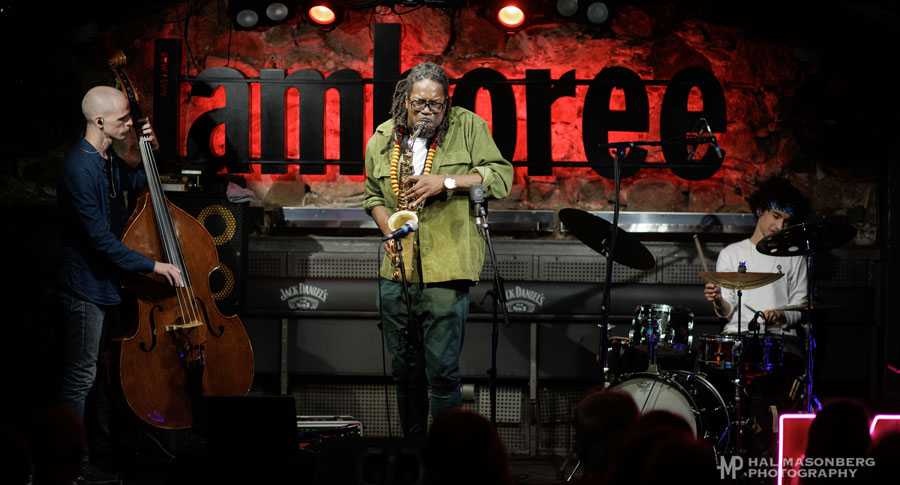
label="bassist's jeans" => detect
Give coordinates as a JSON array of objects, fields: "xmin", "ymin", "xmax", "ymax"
[{"xmin": 57, "ymin": 287, "xmax": 113, "ymax": 467}]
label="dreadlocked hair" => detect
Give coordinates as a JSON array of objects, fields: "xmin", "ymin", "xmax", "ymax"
[
  {"xmin": 747, "ymin": 176, "xmax": 810, "ymax": 223},
  {"xmin": 380, "ymin": 62, "xmax": 452, "ymax": 155}
]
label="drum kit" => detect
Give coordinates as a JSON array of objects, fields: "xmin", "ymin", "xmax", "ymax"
[{"xmin": 560, "ymin": 209, "xmax": 857, "ymax": 458}]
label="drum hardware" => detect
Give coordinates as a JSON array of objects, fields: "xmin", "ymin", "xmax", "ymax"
[
  {"xmin": 559, "ymin": 207, "xmax": 655, "ymax": 388},
  {"xmin": 645, "ymin": 320, "xmax": 659, "ymax": 373},
  {"xmin": 699, "ymin": 270, "xmax": 784, "ymax": 458},
  {"xmin": 756, "ymin": 220, "xmax": 857, "ymax": 413}
]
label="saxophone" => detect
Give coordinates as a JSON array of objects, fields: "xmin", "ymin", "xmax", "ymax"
[{"xmin": 388, "ymin": 122, "xmax": 426, "ymax": 282}]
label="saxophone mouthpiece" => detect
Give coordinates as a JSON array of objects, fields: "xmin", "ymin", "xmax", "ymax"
[
  {"xmin": 413, "ymin": 121, "xmax": 427, "ymax": 138},
  {"xmin": 409, "ymin": 121, "xmax": 427, "ymax": 153}
]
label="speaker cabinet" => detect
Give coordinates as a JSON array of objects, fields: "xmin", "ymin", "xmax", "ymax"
[{"xmin": 166, "ymin": 192, "xmax": 248, "ymax": 316}]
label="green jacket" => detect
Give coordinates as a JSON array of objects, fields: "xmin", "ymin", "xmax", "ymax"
[{"xmin": 363, "ymin": 107, "xmax": 513, "ymax": 283}]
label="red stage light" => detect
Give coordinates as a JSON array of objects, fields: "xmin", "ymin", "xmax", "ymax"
[
  {"xmin": 308, "ymin": 5, "xmax": 336, "ymax": 25},
  {"xmin": 497, "ymin": 5, "xmax": 526, "ymax": 29}
]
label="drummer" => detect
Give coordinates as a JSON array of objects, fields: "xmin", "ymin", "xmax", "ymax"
[{"xmin": 703, "ymin": 176, "xmax": 810, "ymax": 355}]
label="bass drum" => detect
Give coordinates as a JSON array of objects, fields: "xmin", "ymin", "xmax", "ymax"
[{"xmin": 607, "ymin": 371, "xmax": 731, "ymax": 454}]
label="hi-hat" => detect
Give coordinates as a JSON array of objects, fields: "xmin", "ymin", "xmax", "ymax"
[
  {"xmin": 756, "ymin": 221, "xmax": 857, "ymax": 257},
  {"xmin": 700, "ymin": 271, "xmax": 784, "ymax": 290},
  {"xmin": 559, "ymin": 208, "xmax": 655, "ymax": 270}
]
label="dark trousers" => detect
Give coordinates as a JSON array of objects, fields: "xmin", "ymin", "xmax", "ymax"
[{"xmin": 378, "ymin": 279, "xmax": 469, "ymax": 437}]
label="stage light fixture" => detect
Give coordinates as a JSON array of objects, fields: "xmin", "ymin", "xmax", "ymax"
[
  {"xmin": 266, "ymin": 2, "xmax": 290, "ymax": 22},
  {"xmin": 556, "ymin": 0, "xmax": 578, "ymax": 17},
  {"xmin": 585, "ymin": 1, "xmax": 609, "ymax": 24},
  {"xmin": 229, "ymin": 1, "xmax": 294, "ymax": 30},
  {"xmin": 497, "ymin": 5, "xmax": 526, "ymax": 29},
  {"xmin": 301, "ymin": 2, "xmax": 344, "ymax": 30},
  {"xmin": 553, "ymin": 0, "xmax": 613, "ymax": 28},
  {"xmin": 488, "ymin": 1, "xmax": 544, "ymax": 33},
  {"xmin": 235, "ymin": 8, "xmax": 260, "ymax": 29}
]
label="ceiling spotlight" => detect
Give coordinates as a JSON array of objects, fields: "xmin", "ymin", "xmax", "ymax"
[
  {"xmin": 497, "ymin": 5, "xmax": 526, "ymax": 29},
  {"xmin": 266, "ymin": 2, "xmax": 290, "ymax": 22},
  {"xmin": 556, "ymin": 0, "xmax": 579, "ymax": 17},
  {"xmin": 235, "ymin": 8, "xmax": 260, "ymax": 29},
  {"xmin": 302, "ymin": 2, "xmax": 344, "ymax": 29},
  {"xmin": 308, "ymin": 5, "xmax": 336, "ymax": 25},
  {"xmin": 586, "ymin": 2, "xmax": 609, "ymax": 24}
]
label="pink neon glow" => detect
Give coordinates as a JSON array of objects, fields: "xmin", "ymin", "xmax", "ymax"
[
  {"xmin": 777, "ymin": 413, "xmax": 900, "ymax": 484},
  {"xmin": 870, "ymin": 414, "xmax": 900, "ymax": 435},
  {"xmin": 778, "ymin": 413, "xmax": 815, "ymax": 485}
]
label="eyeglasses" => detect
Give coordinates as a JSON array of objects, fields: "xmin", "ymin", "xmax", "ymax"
[{"xmin": 408, "ymin": 98, "xmax": 446, "ymax": 113}]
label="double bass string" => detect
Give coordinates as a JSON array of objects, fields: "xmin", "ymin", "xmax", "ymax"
[{"xmin": 139, "ymin": 137, "xmax": 202, "ymax": 327}]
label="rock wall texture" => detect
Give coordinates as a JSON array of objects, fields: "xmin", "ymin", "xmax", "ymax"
[{"xmin": 2, "ymin": 1, "xmax": 894, "ymax": 244}]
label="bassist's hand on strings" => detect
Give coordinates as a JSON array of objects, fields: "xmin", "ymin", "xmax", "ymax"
[
  {"xmin": 136, "ymin": 117, "xmax": 159, "ymax": 151},
  {"xmin": 153, "ymin": 262, "xmax": 183, "ymax": 287}
]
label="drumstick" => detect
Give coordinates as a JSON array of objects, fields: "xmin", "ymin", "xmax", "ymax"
[{"xmin": 693, "ymin": 234, "xmax": 711, "ymax": 273}]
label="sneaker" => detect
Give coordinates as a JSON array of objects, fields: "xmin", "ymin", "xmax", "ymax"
[{"xmin": 77, "ymin": 462, "xmax": 120, "ymax": 485}]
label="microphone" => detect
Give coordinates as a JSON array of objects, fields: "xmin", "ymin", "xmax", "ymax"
[
  {"xmin": 687, "ymin": 118, "xmax": 725, "ymax": 161},
  {"xmin": 381, "ymin": 220, "xmax": 419, "ymax": 241},
  {"xmin": 700, "ymin": 118, "xmax": 725, "ymax": 160},
  {"xmin": 686, "ymin": 119, "xmax": 704, "ymax": 161},
  {"xmin": 749, "ymin": 311, "xmax": 763, "ymax": 332},
  {"xmin": 470, "ymin": 184, "xmax": 486, "ymax": 226}
]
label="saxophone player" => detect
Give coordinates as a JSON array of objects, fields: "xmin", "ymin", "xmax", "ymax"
[{"xmin": 363, "ymin": 62, "xmax": 513, "ymax": 437}]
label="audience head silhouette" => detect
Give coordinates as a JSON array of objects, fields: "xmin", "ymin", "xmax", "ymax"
[
  {"xmin": 572, "ymin": 389, "xmax": 639, "ymax": 478},
  {"xmin": 422, "ymin": 408, "xmax": 512, "ymax": 485}
]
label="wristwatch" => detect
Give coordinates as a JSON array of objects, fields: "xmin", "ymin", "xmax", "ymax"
[{"xmin": 443, "ymin": 175, "xmax": 457, "ymax": 190}]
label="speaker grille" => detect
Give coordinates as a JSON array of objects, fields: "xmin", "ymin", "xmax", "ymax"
[
  {"xmin": 538, "ymin": 255, "xmax": 657, "ymax": 283},
  {"xmin": 167, "ymin": 193, "xmax": 249, "ymax": 315}
]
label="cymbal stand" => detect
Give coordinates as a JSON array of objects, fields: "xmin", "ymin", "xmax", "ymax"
[
  {"xmin": 595, "ymin": 144, "xmax": 625, "ymax": 389},
  {"xmin": 734, "ymin": 288, "xmax": 745, "ymax": 457}
]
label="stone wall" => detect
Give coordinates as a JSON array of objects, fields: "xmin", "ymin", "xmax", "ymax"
[{"xmin": 2, "ymin": 1, "xmax": 892, "ymax": 244}]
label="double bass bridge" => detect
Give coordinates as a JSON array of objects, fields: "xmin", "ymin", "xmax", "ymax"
[{"xmin": 165, "ymin": 320, "xmax": 204, "ymax": 332}]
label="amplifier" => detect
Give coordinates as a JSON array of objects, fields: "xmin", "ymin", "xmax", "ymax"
[{"xmin": 297, "ymin": 415, "xmax": 363, "ymax": 443}]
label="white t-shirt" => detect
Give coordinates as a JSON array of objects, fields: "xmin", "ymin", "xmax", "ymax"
[
  {"xmin": 714, "ymin": 239, "xmax": 808, "ymax": 336},
  {"xmin": 411, "ymin": 137, "xmax": 428, "ymax": 175}
]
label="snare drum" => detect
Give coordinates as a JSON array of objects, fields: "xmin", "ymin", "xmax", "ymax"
[
  {"xmin": 607, "ymin": 371, "xmax": 731, "ymax": 454},
  {"xmin": 630, "ymin": 303, "xmax": 694, "ymax": 354},
  {"xmin": 698, "ymin": 334, "xmax": 784, "ymax": 372}
]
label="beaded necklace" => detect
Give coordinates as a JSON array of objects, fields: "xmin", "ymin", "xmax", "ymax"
[{"xmin": 390, "ymin": 134, "xmax": 438, "ymax": 197}]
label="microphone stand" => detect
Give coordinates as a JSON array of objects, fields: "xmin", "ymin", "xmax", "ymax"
[
  {"xmin": 393, "ymin": 235, "xmax": 422, "ymax": 436},
  {"xmin": 472, "ymin": 185, "xmax": 510, "ymax": 426}
]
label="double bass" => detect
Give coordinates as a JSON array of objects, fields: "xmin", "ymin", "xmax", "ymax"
[{"xmin": 108, "ymin": 51, "xmax": 254, "ymax": 429}]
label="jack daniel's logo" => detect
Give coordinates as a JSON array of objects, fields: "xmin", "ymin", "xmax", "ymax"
[
  {"xmin": 504, "ymin": 285, "xmax": 546, "ymax": 314},
  {"xmin": 279, "ymin": 282, "xmax": 329, "ymax": 310}
]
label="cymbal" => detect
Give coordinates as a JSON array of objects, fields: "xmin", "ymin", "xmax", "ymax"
[
  {"xmin": 700, "ymin": 271, "xmax": 784, "ymax": 290},
  {"xmin": 559, "ymin": 208, "xmax": 655, "ymax": 271},
  {"xmin": 756, "ymin": 221, "xmax": 857, "ymax": 257},
  {"xmin": 775, "ymin": 300, "xmax": 844, "ymax": 311}
]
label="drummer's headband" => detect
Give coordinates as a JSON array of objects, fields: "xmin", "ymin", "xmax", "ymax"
[{"xmin": 764, "ymin": 201, "xmax": 793, "ymax": 216}]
